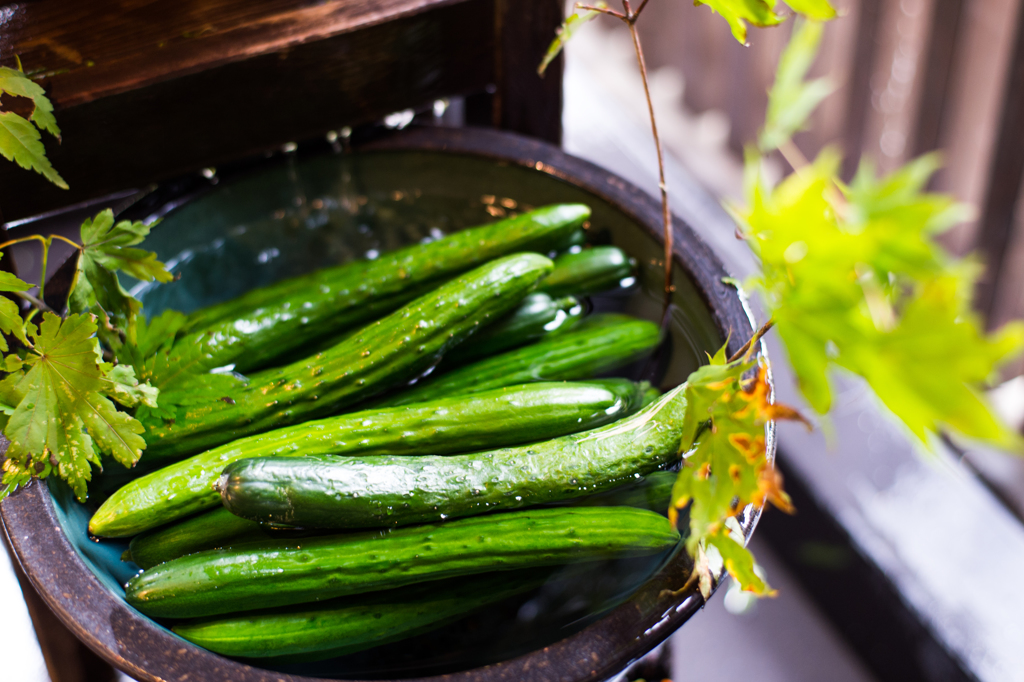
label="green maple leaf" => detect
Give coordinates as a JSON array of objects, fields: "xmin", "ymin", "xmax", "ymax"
[
  {"xmin": 0, "ymin": 254, "xmax": 31, "ymax": 352},
  {"xmin": 696, "ymin": 0, "xmax": 836, "ymax": 45},
  {"xmin": 670, "ymin": 350, "xmax": 805, "ymax": 594},
  {"xmin": 737, "ymin": 150, "xmax": 1024, "ymax": 450},
  {"xmin": 0, "ymin": 111, "xmax": 67, "ymax": 189},
  {"xmin": 1, "ymin": 313, "xmax": 148, "ymax": 501},
  {"xmin": 121, "ymin": 311, "xmax": 245, "ymax": 426},
  {"xmin": 68, "ymin": 210, "xmax": 173, "ymax": 337},
  {"xmin": 0, "ymin": 66, "xmax": 61, "ymax": 139},
  {"xmin": 695, "ymin": 0, "xmax": 783, "ymax": 45},
  {"xmin": 0, "ymin": 65, "xmax": 66, "ymax": 189},
  {"xmin": 759, "ymin": 19, "xmax": 834, "ymax": 152},
  {"xmin": 538, "ymin": 3, "xmax": 607, "ymax": 76}
]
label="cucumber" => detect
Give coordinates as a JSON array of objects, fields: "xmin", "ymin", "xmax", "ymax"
[
  {"xmin": 444, "ymin": 293, "xmax": 580, "ymax": 366},
  {"xmin": 175, "ymin": 205, "xmax": 590, "ymax": 373},
  {"xmin": 127, "ymin": 508, "xmax": 271, "ymax": 569},
  {"xmin": 538, "ymin": 246, "xmax": 636, "ymax": 298},
  {"xmin": 217, "ymin": 384, "xmax": 687, "ymax": 530},
  {"xmin": 382, "ymin": 313, "xmax": 661, "ymax": 407},
  {"xmin": 172, "ymin": 570, "xmax": 549, "ymax": 659},
  {"xmin": 124, "ymin": 506, "xmax": 679, "ymax": 619},
  {"xmin": 90, "ymin": 379, "xmax": 647, "ymax": 537},
  {"xmin": 129, "ymin": 468, "xmax": 678, "ymax": 570},
  {"xmin": 140, "ymin": 253, "xmax": 553, "ymax": 463}
]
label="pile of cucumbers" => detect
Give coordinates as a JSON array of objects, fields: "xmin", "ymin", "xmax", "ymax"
[{"xmin": 90, "ymin": 204, "xmax": 690, "ymax": 662}]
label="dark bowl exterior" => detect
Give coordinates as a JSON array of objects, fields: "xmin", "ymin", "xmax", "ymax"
[{"xmin": 1, "ymin": 126, "xmax": 772, "ymax": 682}]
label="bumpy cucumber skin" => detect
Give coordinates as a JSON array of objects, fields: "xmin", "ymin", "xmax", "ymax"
[
  {"xmin": 171, "ymin": 570, "xmax": 548, "ymax": 659},
  {"xmin": 538, "ymin": 246, "xmax": 636, "ymax": 298},
  {"xmin": 447, "ymin": 292, "xmax": 580, "ymax": 366},
  {"xmin": 178, "ymin": 204, "xmax": 590, "ymax": 373},
  {"xmin": 219, "ymin": 384, "xmax": 687, "ymax": 530},
  {"xmin": 140, "ymin": 253, "xmax": 553, "ymax": 463},
  {"xmin": 382, "ymin": 313, "xmax": 661, "ymax": 407},
  {"xmin": 128, "ymin": 508, "xmax": 269, "ymax": 569},
  {"xmin": 90, "ymin": 379, "xmax": 645, "ymax": 538},
  {"xmin": 124, "ymin": 506, "xmax": 679, "ymax": 619}
]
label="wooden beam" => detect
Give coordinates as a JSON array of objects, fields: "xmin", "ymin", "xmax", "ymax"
[
  {"xmin": 0, "ymin": 0, "xmax": 494, "ymax": 222},
  {"xmin": 975, "ymin": 5, "xmax": 1024, "ymax": 322}
]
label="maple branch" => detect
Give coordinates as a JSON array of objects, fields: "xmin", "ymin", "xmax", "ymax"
[
  {"xmin": 618, "ymin": 2, "xmax": 673, "ymax": 297},
  {"xmin": 576, "ymin": 3, "xmax": 626, "ymax": 19},
  {"xmin": 629, "ymin": 0, "xmax": 651, "ymax": 20},
  {"xmin": 49, "ymin": 234, "xmax": 82, "ymax": 250},
  {"xmin": 729, "ymin": 318, "xmax": 775, "ymax": 363},
  {"xmin": 14, "ymin": 291, "xmax": 54, "ymax": 315}
]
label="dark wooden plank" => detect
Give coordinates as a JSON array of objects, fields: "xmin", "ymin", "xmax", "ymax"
[
  {"xmin": 975, "ymin": 7, "xmax": 1024, "ymax": 323},
  {"xmin": 0, "ymin": 0, "xmax": 495, "ymax": 221},
  {"xmin": 0, "ymin": 0, "xmax": 463, "ymax": 107},
  {"xmin": 840, "ymin": 0, "xmax": 884, "ymax": 180},
  {"xmin": 911, "ymin": 0, "xmax": 965, "ymax": 159},
  {"xmin": 492, "ymin": 0, "xmax": 563, "ymax": 144}
]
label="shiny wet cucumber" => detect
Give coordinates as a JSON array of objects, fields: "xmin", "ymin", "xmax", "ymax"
[
  {"xmin": 124, "ymin": 506, "xmax": 680, "ymax": 619},
  {"xmin": 91, "ymin": 379, "xmax": 647, "ymax": 538},
  {"xmin": 217, "ymin": 384, "xmax": 687, "ymax": 530}
]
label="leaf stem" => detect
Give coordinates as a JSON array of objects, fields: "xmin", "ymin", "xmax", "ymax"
[
  {"xmin": 728, "ymin": 318, "xmax": 775, "ymax": 363},
  {"xmin": 0, "ymin": 234, "xmax": 48, "ymax": 251},
  {"xmin": 38, "ymin": 237, "xmax": 51, "ymax": 302}
]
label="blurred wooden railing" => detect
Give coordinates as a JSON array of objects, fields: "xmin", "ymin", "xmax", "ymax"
[{"xmin": 637, "ymin": 0, "xmax": 1024, "ymax": 361}]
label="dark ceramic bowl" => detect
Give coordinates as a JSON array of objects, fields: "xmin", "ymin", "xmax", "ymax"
[{"xmin": 0, "ymin": 127, "xmax": 771, "ymax": 682}]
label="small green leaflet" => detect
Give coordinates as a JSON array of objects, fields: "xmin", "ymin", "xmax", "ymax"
[
  {"xmin": 68, "ymin": 210, "xmax": 173, "ymax": 338},
  {"xmin": 695, "ymin": 0, "xmax": 836, "ymax": 45},
  {"xmin": 0, "ymin": 253, "xmax": 31, "ymax": 352},
  {"xmin": 759, "ymin": 19, "xmax": 834, "ymax": 152},
  {"xmin": 121, "ymin": 310, "xmax": 246, "ymax": 426},
  {"xmin": 0, "ymin": 66, "xmax": 66, "ymax": 189},
  {"xmin": 737, "ymin": 151, "xmax": 1024, "ymax": 450},
  {"xmin": 669, "ymin": 350, "xmax": 806, "ymax": 595},
  {"xmin": 538, "ymin": 3, "xmax": 607, "ymax": 76},
  {"xmin": 1, "ymin": 313, "xmax": 148, "ymax": 501}
]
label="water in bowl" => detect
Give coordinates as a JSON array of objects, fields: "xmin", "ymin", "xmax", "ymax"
[{"xmin": 67, "ymin": 149, "xmax": 723, "ymax": 678}]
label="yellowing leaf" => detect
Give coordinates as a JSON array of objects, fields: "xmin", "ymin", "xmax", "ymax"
[
  {"xmin": 670, "ymin": 359, "xmax": 804, "ymax": 593},
  {"xmin": 538, "ymin": 3, "xmax": 607, "ymax": 76},
  {"xmin": 1, "ymin": 313, "xmax": 148, "ymax": 501},
  {"xmin": 0, "ymin": 111, "xmax": 67, "ymax": 189},
  {"xmin": 707, "ymin": 528, "xmax": 775, "ymax": 596}
]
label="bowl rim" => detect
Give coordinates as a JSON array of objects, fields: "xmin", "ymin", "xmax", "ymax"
[{"xmin": 0, "ymin": 125, "xmax": 773, "ymax": 682}]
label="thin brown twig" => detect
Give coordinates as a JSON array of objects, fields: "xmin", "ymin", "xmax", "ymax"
[
  {"xmin": 619, "ymin": 1, "xmax": 673, "ymax": 298},
  {"xmin": 728, "ymin": 318, "xmax": 775, "ymax": 363},
  {"xmin": 576, "ymin": 3, "xmax": 626, "ymax": 19},
  {"xmin": 630, "ymin": 0, "xmax": 651, "ymax": 20}
]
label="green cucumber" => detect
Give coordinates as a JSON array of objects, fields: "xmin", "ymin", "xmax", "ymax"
[
  {"xmin": 572, "ymin": 471, "xmax": 676, "ymax": 513},
  {"xmin": 382, "ymin": 313, "xmax": 661, "ymax": 407},
  {"xmin": 444, "ymin": 292, "xmax": 580, "ymax": 366},
  {"xmin": 140, "ymin": 253, "xmax": 552, "ymax": 463},
  {"xmin": 127, "ymin": 508, "xmax": 271, "ymax": 569},
  {"xmin": 176, "ymin": 205, "xmax": 590, "ymax": 373},
  {"xmin": 218, "ymin": 384, "xmax": 687, "ymax": 530},
  {"xmin": 124, "ymin": 506, "xmax": 679, "ymax": 619},
  {"xmin": 91, "ymin": 379, "xmax": 646, "ymax": 537},
  {"xmin": 172, "ymin": 570, "xmax": 548, "ymax": 659},
  {"xmin": 538, "ymin": 246, "xmax": 636, "ymax": 298}
]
